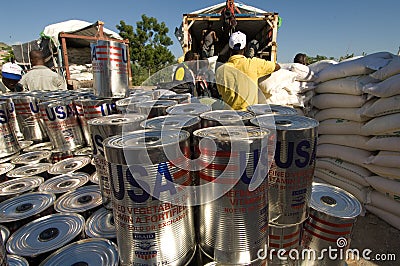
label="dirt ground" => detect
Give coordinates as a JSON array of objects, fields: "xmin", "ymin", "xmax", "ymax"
[{"xmin": 346, "ymin": 211, "xmax": 400, "ymax": 266}]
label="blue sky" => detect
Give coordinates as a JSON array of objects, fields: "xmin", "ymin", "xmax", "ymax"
[{"xmin": 1, "ymin": 0, "xmax": 399, "ymax": 62}]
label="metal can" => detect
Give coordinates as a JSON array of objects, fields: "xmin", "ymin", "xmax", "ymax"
[
  {"xmin": 0, "ymin": 101, "xmax": 21, "ymax": 157},
  {"xmin": 301, "ymin": 183, "xmax": 362, "ymax": 253},
  {"xmin": 6, "ymin": 163, "xmax": 52, "ymax": 179},
  {"xmin": 160, "ymin": 93, "xmax": 191, "ymax": 104},
  {"xmin": 166, "ymin": 103, "xmax": 211, "ymax": 116},
  {"xmin": 85, "ymin": 207, "xmax": 116, "ymax": 241},
  {"xmin": 0, "ymin": 154, "xmax": 20, "ymax": 165},
  {"xmin": 0, "ymin": 228, "xmax": 7, "ymax": 266},
  {"xmin": 49, "ymin": 150, "xmax": 74, "ymax": 164},
  {"xmin": 47, "ymin": 156, "xmax": 92, "ymax": 176},
  {"xmin": 0, "ymin": 95, "xmax": 23, "ymax": 140},
  {"xmin": 130, "ymin": 89, "xmax": 155, "ymax": 98},
  {"xmin": 137, "ymin": 100, "xmax": 177, "ymax": 119},
  {"xmin": 0, "ymin": 163, "xmax": 15, "ymax": 182},
  {"xmin": 38, "ymin": 172, "xmax": 89, "ymax": 197},
  {"xmin": 73, "ymin": 146, "xmax": 93, "ymax": 157},
  {"xmin": 268, "ymin": 224, "xmax": 302, "ymax": 266},
  {"xmin": 89, "ymin": 172, "xmax": 99, "ymax": 185},
  {"xmin": 115, "ymin": 96, "xmax": 152, "ymax": 113},
  {"xmin": 251, "ymin": 115, "xmax": 318, "ymax": 225},
  {"xmin": 0, "ymin": 192, "xmax": 55, "ymax": 233},
  {"xmin": 22, "ymin": 142, "xmax": 52, "ymax": 153},
  {"xmin": 141, "ymin": 115, "xmax": 201, "ymax": 135},
  {"xmin": 200, "ymin": 110, "xmax": 255, "ymax": 128},
  {"xmin": 92, "ymin": 40, "xmax": 129, "ymax": 99},
  {"xmin": 0, "ymin": 225, "xmax": 10, "ymax": 244},
  {"xmin": 6, "ymin": 255, "xmax": 28, "ymax": 266},
  {"xmin": 17, "ymin": 140, "xmax": 33, "ymax": 151},
  {"xmin": 193, "ymin": 126, "xmax": 271, "ymax": 265},
  {"xmin": 11, "ymin": 151, "xmax": 52, "ymax": 165},
  {"xmin": 6, "ymin": 213, "xmax": 85, "ymax": 265},
  {"xmin": 88, "ymin": 114, "xmax": 145, "ymax": 209},
  {"xmin": 39, "ymin": 238, "xmax": 119, "ymax": 266},
  {"xmin": 247, "ymin": 104, "xmax": 298, "ymax": 116},
  {"xmin": 0, "ymin": 176, "xmax": 44, "ymax": 202},
  {"xmin": 54, "ymin": 185, "xmax": 102, "ymax": 219},
  {"xmin": 39, "ymin": 99, "xmax": 85, "ymax": 152},
  {"xmin": 11, "ymin": 93, "xmax": 48, "ymax": 142},
  {"xmin": 104, "ymin": 130, "xmax": 196, "ymax": 266}
]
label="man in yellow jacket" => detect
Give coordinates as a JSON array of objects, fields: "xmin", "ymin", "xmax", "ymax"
[{"xmin": 216, "ymin": 31, "xmax": 280, "ymax": 110}]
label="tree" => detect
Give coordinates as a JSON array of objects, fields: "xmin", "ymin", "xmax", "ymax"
[
  {"xmin": 307, "ymin": 55, "xmax": 336, "ymax": 65},
  {"xmin": 117, "ymin": 15, "xmax": 175, "ymax": 85}
]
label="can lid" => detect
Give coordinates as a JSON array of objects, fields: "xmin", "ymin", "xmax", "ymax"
[
  {"xmin": 116, "ymin": 96, "xmax": 151, "ymax": 108},
  {"xmin": 54, "ymin": 185, "xmax": 102, "ymax": 213},
  {"xmin": 194, "ymin": 126, "xmax": 270, "ymax": 141},
  {"xmin": 310, "ymin": 183, "xmax": 362, "ymax": 219},
  {"xmin": 6, "ymin": 163, "xmax": 52, "ymax": 178},
  {"xmin": 6, "ymin": 255, "xmax": 29, "ymax": 266},
  {"xmin": 73, "ymin": 147, "xmax": 93, "ymax": 157},
  {"xmin": 166, "ymin": 103, "xmax": 211, "ymax": 116},
  {"xmin": 251, "ymin": 114, "xmax": 319, "ymax": 130},
  {"xmin": 0, "ymin": 153, "xmax": 20, "ymax": 164},
  {"xmin": 23, "ymin": 142, "xmax": 53, "ymax": 153},
  {"xmin": 0, "ymin": 192, "xmax": 55, "ymax": 222},
  {"xmin": 39, "ymin": 238, "xmax": 119, "ymax": 266},
  {"xmin": 88, "ymin": 114, "xmax": 146, "ymax": 134},
  {"xmin": 89, "ymin": 172, "xmax": 99, "ymax": 184},
  {"xmin": 48, "ymin": 156, "xmax": 91, "ymax": 175},
  {"xmin": 0, "ymin": 225, "xmax": 10, "ymax": 243},
  {"xmin": 247, "ymin": 104, "xmax": 298, "ymax": 116},
  {"xmin": 200, "ymin": 110, "xmax": 254, "ymax": 123},
  {"xmin": 17, "ymin": 140, "xmax": 34, "ymax": 150},
  {"xmin": 0, "ymin": 176, "xmax": 44, "ymax": 196},
  {"xmin": 130, "ymin": 90, "xmax": 155, "ymax": 97},
  {"xmin": 39, "ymin": 172, "xmax": 89, "ymax": 195},
  {"xmin": 11, "ymin": 151, "xmax": 52, "ymax": 165},
  {"xmin": 141, "ymin": 115, "xmax": 200, "ymax": 130},
  {"xmin": 137, "ymin": 99, "xmax": 177, "ymax": 108},
  {"xmin": 0, "ymin": 163, "xmax": 15, "ymax": 176},
  {"xmin": 6, "ymin": 212, "xmax": 85, "ymax": 257},
  {"xmin": 85, "ymin": 207, "xmax": 116, "ymax": 239}
]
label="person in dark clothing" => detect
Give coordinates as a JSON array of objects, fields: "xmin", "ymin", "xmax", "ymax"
[
  {"xmin": 201, "ymin": 22, "xmax": 218, "ymax": 59},
  {"xmin": 172, "ymin": 51, "xmax": 197, "ymax": 95},
  {"xmin": 294, "ymin": 53, "xmax": 308, "ymax": 65}
]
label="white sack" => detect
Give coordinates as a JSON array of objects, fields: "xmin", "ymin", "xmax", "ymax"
[
  {"xmin": 366, "ymin": 135, "xmax": 400, "ymax": 152},
  {"xmin": 311, "ymin": 94, "xmax": 367, "ymax": 109},
  {"xmin": 361, "ymin": 113, "xmax": 400, "ymax": 135},
  {"xmin": 317, "ymin": 134, "xmax": 372, "ymax": 151},
  {"xmin": 317, "ymin": 144, "xmax": 372, "ymax": 167},
  {"xmin": 318, "ymin": 119, "xmax": 366, "ymax": 136},
  {"xmin": 370, "ymin": 55, "xmax": 400, "ymax": 80},
  {"xmin": 315, "ymin": 108, "xmax": 369, "ymax": 122},
  {"xmin": 359, "ymin": 94, "xmax": 400, "ymax": 117},
  {"xmin": 362, "ymin": 73, "xmax": 400, "ymax": 97}
]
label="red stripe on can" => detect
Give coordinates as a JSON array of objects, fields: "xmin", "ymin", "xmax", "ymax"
[{"xmin": 309, "ymin": 213, "xmax": 353, "ymax": 228}]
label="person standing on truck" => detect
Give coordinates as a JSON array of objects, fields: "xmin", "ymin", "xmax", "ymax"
[
  {"xmin": 19, "ymin": 50, "xmax": 67, "ymax": 91},
  {"xmin": 215, "ymin": 31, "xmax": 280, "ymax": 110},
  {"xmin": 200, "ymin": 22, "xmax": 218, "ymax": 59},
  {"xmin": 294, "ymin": 53, "xmax": 308, "ymax": 65},
  {"xmin": 173, "ymin": 51, "xmax": 196, "ymax": 95}
]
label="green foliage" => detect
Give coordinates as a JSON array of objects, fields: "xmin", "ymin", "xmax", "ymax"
[
  {"xmin": 117, "ymin": 15, "xmax": 176, "ymax": 86},
  {"xmin": 307, "ymin": 54, "xmax": 336, "ymax": 65}
]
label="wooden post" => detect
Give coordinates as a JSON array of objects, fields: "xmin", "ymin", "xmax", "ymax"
[
  {"xmin": 60, "ymin": 34, "xmax": 71, "ymax": 81},
  {"xmin": 270, "ymin": 13, "xmax": 279, "ymax": 63}
]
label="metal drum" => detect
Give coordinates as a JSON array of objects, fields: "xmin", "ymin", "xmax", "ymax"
[
  {"xmin": 104, "ymin": 130, "xmax": 196, "ymax": 266},
  {"xmin": 0, "ymin": 101, "xmax": 21, "ymax": 157},
  {"xmin": 193, "ymin": 126, "xmax": 271, "ymax": 265},
  {"xmin": 17, "ymin": 140, "xmax": 33, "ymax": 151},
  {"xmin": 6, "ymin": 255, "xmax": 29, "ymax": 266},
  {"xmin": 0, "ymin": 225, "xmax": 10, "ymax": 244},
  {"xmin": 251, "ymin": 115, "xmax": 318, "ymax": 226},
  {"xmin": 11, "ymin": 151, "xmax": 52, "ymax": 165},
  {"xmin": 74, "ymin": 97, "xmax": 118, "ymax": 146},
  {"xmin": 54, "ymin": 185, "xmax": 102, "ymax": 219},
  {"xmin": 200, "ymin": 110, "xmax": 255, "ymax": 128},
  {"xmin": 0, "ymin": 95, "xmax": 23, "ymax": 140},
  {"xmin": 92, "ymin": 40, "xmax": 129, "ymax": 98},
  {"xmin": 6, "ymin": 163, "xmax": 52, "ymax": 179},
  {"xmin": 88, "ymin": 114, "xmax": 145, "ymax": 209},
  {"xmin": 166, "ymin": 103, "xmax": 211, "ymax": 116},
  {"xmin": 300, "ymin": 183, "xmax": 362, "ymax": 266},
  {"xmin": 85, "ymin": 207, "xmax": 116, "ymax": 241},
  {"xmin": 38, "ymin": 172, "xmax": 89, "ymax": 197},
  {"xmin": 137, "ymin": 100, "xmax": 177, "ymax": 119},
  {"xmin": 22, "ymin": 142, "xmax": 52, "ymax": 153},
  {"xmin": 160, "ymin": 93, "xmax": 191, "ymax": 104},
  {"xmin": 6, "ymin": 213, "xmax": 85, "ymax": 265},
  {"xmin": 115, "ymin": 96, "xmax": 152, "ymax": 113},
  {"xmin": 49, "ymin": 150, "xmax": 74, "ymax": 164},
  {"xmin": 11, "ymin": 93, "xmax": 47, "ymax": 142},
  {"xmin": 0, "ymin": 176, "xmax": 44, "ymax": 202},
  {"xmin": 247, "ymin": 104, "xmax": 298, "ymax": 116},
  {"xmin": 39, "ymin": 238, "xmax": 119, "ymax": 266},
  {"xmin": 39, "ymin": 99, "xmax": 85, "ymax": 152},
  {"xmin": 48, "ymin": 156, "xmax": 92, "ymax": 176},
  {"xmin": 141, "ymin": 115, "xmax": 201, "ymax": 135},
  {"xmin": 268, "ymin": 224, "xmax": 302, "ymax": 266},
  {"xmin": 0, "ymin": 163, "xmax": 15, "ymax": 182},
  {"xmin": 0, "ymin": 192, "xmax": 55, "ymax": 233},
  {"xmin": 89, "ymin": 172, "xmax": 99, "ymax": 184}
]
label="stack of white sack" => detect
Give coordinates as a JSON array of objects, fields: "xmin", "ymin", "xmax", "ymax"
[
  {"xmin": 359, "ymin": 54, "xmax": 400, "ymax": 230},
  {"xmin": 258, "ymin": 62, "xmax": 318, "ymax": 115},
  {"xmin": 309, "ymin": 52, "xmax": 397, "ymax": 211},
  {"xmin": 69, "ymin": 63, "xmax": 94, "ymax": 81}
]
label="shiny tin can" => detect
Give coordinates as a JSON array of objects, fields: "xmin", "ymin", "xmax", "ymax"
[
  {"xmin": 247, "ymin": 104, "xmax": 298, "ymax": 116},
  {"xmin": 39, "ymin": 99, "xmax": 84, "ymax": 152},
  {"xmin": 88, "ymin": 114, "xmax": 145, "ymax": 209},
  {"xmin": 141, "ymin": 115, "xmax": 201, "ymax": 135},
  {"xmin": 200, "ymin": 110, "xmax": 255, "ymax": 128},
  {"xmin": 6, "ymin": 213, "xmax": 85, "ymax": 265},
  {"xmin": 193, "ymin": 126, "xmax": 271, "ymax": 265},
  {"xmin": 115, "ymin": 96, "xmax": 152, "ymax": 113},
  {"xmin": 48, "ymin": 156, "xmax": 92, "ymax": 176},
  {"xmin": 137, "ymin": 100, "xmax": 177, "ymax": 119},
  {"xmin": 39, "ymin": 238, "xmax": 119, "ymax": 266},
  {"xmin": 38, "ymin": 172, "xmax": 89, "ymax": 196},
  {"xmin": 11, "ymin": 151, "xmax": 52, "ymax": 165},
  {"xmin": 0, "ymin": 101, "xmax": 21, "ymax": 157},
  {"xmin": 0, "ymin": 229, "xmax": 7, "ymax": 266},
  {"xmin": 54, "ymin": 185, "xmax": 102, "ymax": 219},
  {"xmin": 89, "ymin": 172, "xmax": 99, "ymax": 184},
  {"xmin": 17, "ymin": 140, "xmax": 33, "ymax": 151},
  {"xmin": 49, "ymin": 150, "xmax": 74, "ymax": 164},
  {"xmin": 0, "ymin": 95, "xmax": 23, "ymax": 140},
  {"xmin": 6, "ymin": 255, "xmax": 28, "ymax": 266},
  {"xmin": 22, "ymin": 142, "xmax": 52, "ymax": 153},
  {"xmin": 160, "ymin": 93, "xmax": 191, "ymax": 104},
  {"xmin": 104, "ymin": 130, "xmax": 195, "ymax": 266},
  {"xmin": 6, "ymin": 163, "xmax": 52, "ymax": 179},
  {"xmin": 268, "ymin": 224, "xmax": 301, "ymax": 266},
  {"xmin": 251, "ymin": 115, "xmax": 318, "ymax": 225},
  {"xmin": 73, "ymin": 146, "xmax": 93, "ymax": 157},
  {"xmin": 166, "ymin": 103, "xmax": 211, "ymax": 116},
  {"xmin": 0, "ymin": 154, "xmax": 20, "ymax": 165},
  {"xmin": 85, "ymin": 207, "xmax": 116, "ymax": 241},
  {"xmin": 0, "ymin": 176, "xmax": 44, "ymax": 201},
  {"xmin": 0, "ymin": 225, "xmax": 10, "ymax": 244},
  {"xmin": 0, "ymin": 163, "xmax": 15, "ymax": 181}
]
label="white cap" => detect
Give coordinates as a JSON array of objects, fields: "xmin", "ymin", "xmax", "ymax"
[
  {"xmin": 229, "ymin": 31, "xmax": 247, "ymax": 50},
  {"xmin": 1, "ymin": 62, "xmax": 22, "ymax": 80}
]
